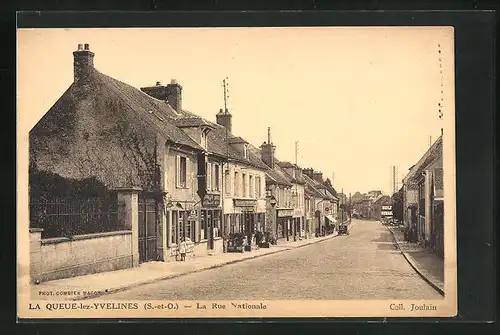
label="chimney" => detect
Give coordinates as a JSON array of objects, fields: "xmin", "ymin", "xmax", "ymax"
[
  {"xmin": 313, "ymin": 171, "xmax": 323, "ymax": 183},
  {"xmin": 73, "ymin": 43, "xmax": 94, "ymax": 83},
  {"xmin": 166, "ymin": 79, "xmax": 182, "ymax": 112},
  {"xmin": 216, "ymin": 108, "xmax": 232, "ymax": 132},
  {"xmin": 260, "ymin": 127, "xmax": 275, "ymax": 168},
  {"xmin": 141, "ymin": 79, "xmax": 183, "ymax": 112},
  {"xmin": 302, "ymin": 168, "xmax": 314, "ymax": 179}
]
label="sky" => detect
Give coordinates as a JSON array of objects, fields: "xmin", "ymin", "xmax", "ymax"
[{"xmin": 17, "ymin": 27, "xmax": 453, "ymax": 196}]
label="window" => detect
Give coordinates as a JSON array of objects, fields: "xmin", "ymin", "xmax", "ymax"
[
  {"xmin": 249, "ymin": 175, "xmax": 254, "ymax": 198},
  {"xmin": 206, "ymin": 162, "xmax": 212, "ymax": 190},
  {"xmin": 234, "ymin": 172, "xmax": 239, "ymax": 196},
  {"xmin": 256, "ymin": 177, "xmax": 261, "ymax": 198},
  {"xmin": 225, "ymin": 169, "xmax": 231, "ymax": 195},
  {"xmin": 242, "ymin": 173, "xmax": 247, "ymax": 197},
  {"xmin": 176, "ymin": 156, "xmax": 188, "ymax": 188},
  {"xmin": 243, "ymin": 145, "xmax": 248, "ymax": 158},
  {"xmin": 214, "ymin": 164, "xmax": 220, "ymax": 191}
]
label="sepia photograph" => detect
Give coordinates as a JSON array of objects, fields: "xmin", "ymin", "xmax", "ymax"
[{"xmin": 17, "ymin": 26, "xmax": 457, "ymax": 318}]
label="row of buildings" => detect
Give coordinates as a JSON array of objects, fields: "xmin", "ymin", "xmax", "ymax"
[
  {"xmin": 401, "ymin": 135, "xmax": 444, "ymax": 257},
  {"xmin": 28, "ymin": 44, "xmax": 339, "ymax": 281},
  {"xmin": 350, "ymin": 190, "xmax": 392, "ymax": 221}
]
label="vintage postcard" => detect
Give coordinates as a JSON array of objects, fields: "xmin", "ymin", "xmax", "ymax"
[{"xmin": 17, "ymin": 26, "xmax": 457, "ymax": 319}]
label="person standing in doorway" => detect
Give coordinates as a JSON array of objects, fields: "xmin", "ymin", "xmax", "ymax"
[{"xmin": 179, "ymin": 237, "xmax": 187, "ymax": 261}]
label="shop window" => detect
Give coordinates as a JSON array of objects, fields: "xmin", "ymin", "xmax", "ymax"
[
  {"xmin": 232, "ymin": 215, "xmax": 236, "ymax": 233},
  {"xmin": 186, "ymin": 219, "xmax": 195, "ymax": 242},
  {"xmin": 171, "ymin": 211, "xmax": 177, "ymax": 244},
  {"xmin": 178, "ymin": 211, "xmax": 184, "ymax": 241}
]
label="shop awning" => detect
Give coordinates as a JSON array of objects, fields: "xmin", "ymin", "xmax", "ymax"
[{"xmin": 325, "ymin": 215, "xmax": 337, "ymax": 224}]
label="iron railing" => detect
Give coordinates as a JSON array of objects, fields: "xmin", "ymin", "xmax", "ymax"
[{"xmin": 29, "ymin": 194, "xmax": 121, "ymax": 239}]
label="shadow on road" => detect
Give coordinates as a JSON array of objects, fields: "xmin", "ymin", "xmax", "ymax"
[
  {"xmin": 371, "ymin": 231, "xmax": 399, "ymax": 250},
  {"xmin": 371, "ymin": 231, "xmax": 396, "ymax": 243}
]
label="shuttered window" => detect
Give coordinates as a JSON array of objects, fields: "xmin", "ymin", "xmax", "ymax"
[
  {"xmin": 249, "ymin": 175, "xmax": 254, "ymax": 198},
  {"xmin": 242, "ymin": 173, "xmax": 247, "ymax": 197},
  {"xmin": 225, "ymin": 168, "xmax": 231, "ymax": 195},
  {"xmin": 207, "ymin": 162, "xmax": 212, "ymax": 190},
  {"xmin": 214, "ymin": 164, "xmax": 220, "ymax": 191},
  {"xmin": 234, "ymin": 172, "xmax": 239, "ymax": 197},
  {"xmin": 176, "ymin": 155, "xmax": 189, "ymax": 188},
  {"xmin": 256, "ymin": 177, "xmax": 261, "ymax": 198}
]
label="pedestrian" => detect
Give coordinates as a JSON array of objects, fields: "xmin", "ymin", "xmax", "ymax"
[{"xmin": 179, "ymin": 237, "xmax": 187, "ymax": 261}]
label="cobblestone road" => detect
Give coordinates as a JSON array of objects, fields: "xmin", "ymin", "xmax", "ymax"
[{"xmin": 102, "ymin": 220, "xmax": 442, "ymax": 300}]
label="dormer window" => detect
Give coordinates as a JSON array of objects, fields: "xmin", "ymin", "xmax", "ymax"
[{"xmin": 243, "ymin": 144, "xmax": 248, "ymax": 159}]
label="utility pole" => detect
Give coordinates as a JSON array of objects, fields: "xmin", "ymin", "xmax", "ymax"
[
  {"xmin": 341, "ymin": 187, "xmax": 344, "ymax": 224},
  {"xmin": 222, "ymin": 77, "xmax": 229, "ymax": 250},
  {"xmin": 293, "ymin": 141, "xmax": 299, "ymax": 241},
  {"xmin": 349, "ymin": 192, "xmax": 352, "ymax": 224},
  {"xmin": 223, "ymin": 77, "xmax": 229, "ymax": 112},
  {"xmin": 393, "ymin": 166, "xmax": 396, "ymax": 195}
]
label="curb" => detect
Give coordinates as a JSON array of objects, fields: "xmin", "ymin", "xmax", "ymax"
[
  {"xmin": 73, "ymin": 231, "xmax": 348, "ymax": 301},
  {"xmin": 74, "ymin": 246, "xmax": 293, "ymax": 301},
  {"xmin": 386, "ymin": 226, "xmax": 445, "ymax": 296}
]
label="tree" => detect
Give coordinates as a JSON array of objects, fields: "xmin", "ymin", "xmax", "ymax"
[{"xmin": 391, "ymin": 187, "xmax": 404, "ymax": 222}]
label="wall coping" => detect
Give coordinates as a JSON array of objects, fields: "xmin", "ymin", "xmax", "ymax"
[
  {"xmin": 41, "ymin": 230, "xmax": 132, "ymax": 245},
  {"xmin": 112, "ymin": 187, "xmax": 143, "ymax": 192},
  {"xmin": 29, "ymin": 228, "xmax": 44, "ymax": 233}
]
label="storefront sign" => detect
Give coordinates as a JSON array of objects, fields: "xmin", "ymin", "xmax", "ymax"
[
  {"xmin": 278, "ymin": 209, "xmax": 294, "ymax": 217},
  {"xmin": 202, "ymin": 193, "xmax": 221, "ymax": 208},
  {"xmin": 233, "ymin": 199, "xmax": 256, "ymax": 208}
]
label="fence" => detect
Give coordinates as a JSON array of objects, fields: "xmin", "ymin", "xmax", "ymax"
[{"xmin": 29, "ymin": 194, "xmax": 122, "ymax": 239}]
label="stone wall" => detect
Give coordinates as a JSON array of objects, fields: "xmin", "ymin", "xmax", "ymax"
[{"xmin": 30, "ymin": 230, "xmax": 133, "ymax": 283}]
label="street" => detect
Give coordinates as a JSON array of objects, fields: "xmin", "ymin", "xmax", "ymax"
[{"xmin": 101, "ymin": 220, "xmax": 442, "ymax": 300}]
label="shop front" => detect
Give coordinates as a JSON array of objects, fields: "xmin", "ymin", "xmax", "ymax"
[
  {"xmin": 165, "ymin": 200, "xmax": 198, "ymax": 261},
  {"xmin": 276, "ymin": 208, "xmax": 293, "ymax": 241},
  {"xmin": 293, "ymin": 209, "xmax": 305, "ymax": 238},
  {"xmin": 195, "ymin": 192, "xmax": 223, "ymax": 255},
  {"xmin": 232, "ymin": 199, "xmax": 257, "ymax": 246}
]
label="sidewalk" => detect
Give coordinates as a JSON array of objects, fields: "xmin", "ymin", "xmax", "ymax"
[
  {"xmin": 29, "ymin": 221, "xmax": 355, "ymax": 301},
  {"xmin": 387, "ymin": 225, "xmax": 444, "ymax": 296}
]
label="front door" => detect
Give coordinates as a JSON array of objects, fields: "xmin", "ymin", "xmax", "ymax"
[
  {"xmin": 207, "ymin": 210, "xmax": 214, "ymax": 250},
  {"xmin": 138, "ymin": 196, "xmax": 157, "ymax": 263}
]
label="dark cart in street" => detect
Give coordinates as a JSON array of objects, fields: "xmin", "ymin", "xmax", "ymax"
[{"xmin": 338, "ymin": 224, "xmax": 349, "ymax": 235}]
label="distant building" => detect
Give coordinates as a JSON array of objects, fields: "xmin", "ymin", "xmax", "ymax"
[{"xmin": 372, "ymin": 195, "xmax": 392, "ymax": 220}]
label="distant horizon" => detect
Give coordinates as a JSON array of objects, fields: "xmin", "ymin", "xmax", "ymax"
[{"xmin": 17, "ymin": 27, "xmax": 453, "ymax": 195}]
